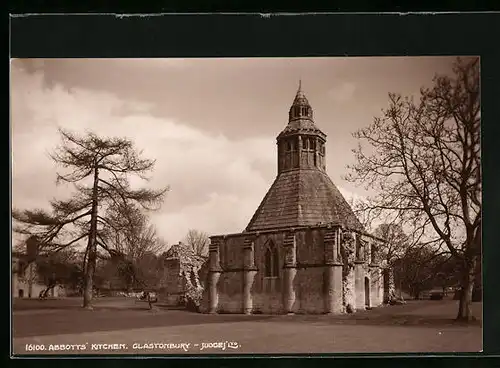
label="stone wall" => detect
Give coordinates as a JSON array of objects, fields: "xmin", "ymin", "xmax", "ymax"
[
  {"xmin": 294, "ymin": 266, "xmax": 325, "ymax": 313},
  {"xmin": 354, "ymin": 263, "xmax": 366, "ymax": 310},
  {"xmin": 351, "ymin": 263, "xmax": 383, "ymax": 310},
  {"xmin": 218, "ymin": 271, "xmax": 244, "ymax": 313},
  {"xmin": 203, "ymin": 225, "xmax": 385, "ymax": 315},
  {"xmin": 220, "ymin": 236, "xmax": 245, "ymax": 270},
  {"xmin": 252, "ymin": 292, "xmax": 282, "ymax": 314},
  {"xmin": 295, "ymin": 228, "xmax": 325, "ymax": 264},
  {"xmin": 369, "ymin": 266, "xmax": 383, "ymax": 307}
]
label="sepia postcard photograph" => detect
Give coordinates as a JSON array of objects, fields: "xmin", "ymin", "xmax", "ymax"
[{"xmin": 10, "ymin": 56, "xmax": 482, "ymax": 356}]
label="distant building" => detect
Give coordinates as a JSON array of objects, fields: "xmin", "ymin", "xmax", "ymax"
[
  {"xmin": 11, "ymin": 240, "xmax": 63, "ymax": 298},
  {"xmin": 201, "ymin": 83, "xmax": 387, "ymax": 315}
]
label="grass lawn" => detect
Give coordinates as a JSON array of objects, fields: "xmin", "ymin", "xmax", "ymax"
[{"xmin": 12, "ymin": 297, "xmax": 482, "ymax": 355}]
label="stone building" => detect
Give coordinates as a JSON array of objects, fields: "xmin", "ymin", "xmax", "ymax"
[
  {"xmin": 12, "ymin": 253, "xmax": 47, "ymax": 298},
  {"xmin": 12, "ymin": 240, "xmax": 62, "ymax": 299},
  {"xmin": 200, "ymin": 83, "xmax": 386, "ymax": 315}
]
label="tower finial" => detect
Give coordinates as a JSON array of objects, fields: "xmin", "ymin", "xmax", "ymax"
[{"xmin": 298, "ymin": 79, "xmax": 302, "ymax": 92}]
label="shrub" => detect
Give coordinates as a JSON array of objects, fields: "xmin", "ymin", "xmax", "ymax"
[{"xmin": 184, "ymin": 285, "xmax": 203, "ymax": 313}]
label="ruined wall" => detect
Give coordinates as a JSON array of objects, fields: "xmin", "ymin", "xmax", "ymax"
[
  {"xmin": 198, "ymin": 260, "xmax": 209, "ymax": 289},
  {"xmin": 161, "ymin": 259, "xmax": 182, "ymax": 305},
  {"xmin": 199, "ymin": 284, "xmax": 210, "ymax": 313},
  {"xmin": 383, "ymin": 267, "xmax": 396, "ymax": 303}
]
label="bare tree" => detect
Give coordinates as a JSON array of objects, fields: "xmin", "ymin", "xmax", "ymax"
[
  {"xmin": 13, "ymin": 129, "xmax": 168, "ymax": 309},
  {"xmin": 376, "ymin": 223, "xmax": 465, "ymax": 301},
  {"xmin": 101, "ymin": 202, "xmax": 167, "ymax": 291},
  {"xmin": 183, "ymin": 229, "xmax": 209, "ymax": 257},
  {"xmin": 103, "ymin": 202, "xmax": 167, "ymax": 258},
  {"xmin": 395, "ymin": 246, "xmax": 443, "ymax": 299},
  {"xmin": 373, "ymin": 223, "xmax": 411, "ymax": 267},
  {"xmin": 345, "ymin": 58, "xmax": 480, "ymax": 321}
]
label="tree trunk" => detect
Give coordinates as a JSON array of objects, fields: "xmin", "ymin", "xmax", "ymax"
[
  {"xmin": 83, "ymin": 165, "xmax": 99, "ymax": 310},
  {"xmin": 42, "ymin": 284, "xmax": 55, "ymax": 298},
  {"xmin": 456, "ymin": 257, "xmax": 476, "ymax": 322}
]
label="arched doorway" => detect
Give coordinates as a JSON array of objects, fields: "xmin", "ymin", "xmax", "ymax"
[{"xmin": 364, "ymin": 277, "xmax": 370, "ymax": 308}]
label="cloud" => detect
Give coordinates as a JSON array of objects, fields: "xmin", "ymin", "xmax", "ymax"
[
  {"xmin": 337, "ymin": 185, "xmax": 365, "ymax": 206},
  {"xmin": 328, "ymin": 82, "xmax": 357, "ymax": 104},
  {"xmin": 11, "ymin": 65, "xmax": 275, "ymax": 245}
]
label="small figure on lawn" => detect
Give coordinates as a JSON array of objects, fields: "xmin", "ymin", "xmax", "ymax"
[{"xmin": 146, "ymin": 291, "xmax": 158, "ymax": 310}]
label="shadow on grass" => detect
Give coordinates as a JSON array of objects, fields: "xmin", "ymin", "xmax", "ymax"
[
  {"xmin": 261, "ymin": 306, "xmax": 482, "ymax": 328},
  {"xmin": 352, "ymin": 315, "xmax": 482, "ymax": 328},
  {"xmin": 13, "ymin": 298, "xmax": 172, "ymax": 312},
  {"xmin": 13, "ymin": 300, "xmax": 84, "ymax": 311}
]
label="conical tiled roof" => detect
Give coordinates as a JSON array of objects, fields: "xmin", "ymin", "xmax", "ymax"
[
  {"xmin": 278, "ymin": 118, "xmax": 324, "ymax": 137},
  {"xmin": 284, "ymin": 81, "xmax": 322, "ymax": 136},
  {"xmin": 292, "ymin": 89, "xmax": 310, "ymax": 107},
  {"xmin": 245, "ymin": 169, "xmax": 364, "ymax": 232}
]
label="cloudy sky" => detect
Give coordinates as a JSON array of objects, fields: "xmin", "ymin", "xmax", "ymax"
[{"xmin": 11, "ymin": 57, "xmax": 458, "ymax": 245}]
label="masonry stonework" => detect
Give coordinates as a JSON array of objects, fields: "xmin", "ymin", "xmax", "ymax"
[{"xmin": 200, "ymin": 83, "xmax": 387, "ymax": 315}]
